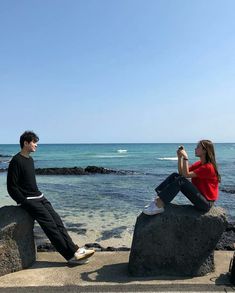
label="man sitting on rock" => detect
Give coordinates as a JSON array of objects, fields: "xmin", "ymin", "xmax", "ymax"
[{"xmin": 7, "ymin": 130, "xmax": 94, "ymax": 264}]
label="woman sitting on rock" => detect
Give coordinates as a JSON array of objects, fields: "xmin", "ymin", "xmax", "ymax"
[{"xmin": 143, "ymin": 140, "xmax": 220, "ymax": 215}]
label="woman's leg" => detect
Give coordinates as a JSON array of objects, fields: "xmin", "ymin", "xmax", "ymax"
[
  {"xmin": 179, "ymin": 178, "xmax": 212, "ymax": 211},
  {"xmin": 157, "ymin": 174, "xmax": 182, "ymax": 204},
  {"xmin": 157, "ymin": 175, "xmax": 212, "ymax": 211},
  {"xmin": 155, "ymin": 172, "xmax": 180, "ymax": 194},
  {"xmin": 143, "ymin": 173, "xmax": 181, "ymax": 215}
]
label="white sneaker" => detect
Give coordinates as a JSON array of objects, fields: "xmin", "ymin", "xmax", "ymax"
[
  {"xmin": 143, "ymin": 200, "xmax": 164, "ymax": 216},
  {"xmin": 68, "ymin": 247, "xmax": 95, "ymax": 265}
]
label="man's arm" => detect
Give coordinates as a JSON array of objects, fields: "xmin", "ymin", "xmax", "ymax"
[{"xmin": 7, "ymin": 159, "xmax": 26, "ymax": 204}]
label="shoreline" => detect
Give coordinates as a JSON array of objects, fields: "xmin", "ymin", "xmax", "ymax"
[
  {"xmin": 35, "ymin": 225, "xmax": 133, "ymax": 252},
  {"xmin": 35, "ymin": 221, "xmax": 235, "ymax": 253}
]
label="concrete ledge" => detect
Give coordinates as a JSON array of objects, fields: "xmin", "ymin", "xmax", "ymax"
[{"xmin": 0, "ymin": 251, "xmax": 233, "ymax": 292}]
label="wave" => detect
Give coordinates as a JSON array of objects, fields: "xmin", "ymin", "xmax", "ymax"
[
  {"xmin": 117, "ymin": 149, "xmax": 128, "ymax": 153},
  {"xmin": 158, "ymin": 157, "xmax": 178, "ymax": 161},
  {"xmin": 94, "ymin": 155, "xmax": 127, "ymax": 158}
]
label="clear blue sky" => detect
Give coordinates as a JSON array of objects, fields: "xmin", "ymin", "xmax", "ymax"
[{"xmin": 1, "ymin": 0, "xmax": 235, "ymax": 143}]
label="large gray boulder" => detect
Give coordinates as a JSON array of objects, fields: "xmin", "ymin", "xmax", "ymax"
[
  {"xmin": 0, "ymin": 206, "xmax": 36, "ymax": 277},
  {"xmin": 128, "ymin": 204, "xmax": 227, "ymax": 277}
]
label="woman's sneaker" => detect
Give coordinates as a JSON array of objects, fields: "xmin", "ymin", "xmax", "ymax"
[
  {"xmin": 68, "ymin": 247, "xmax": 95, "ymax": 265},
  {"xmin": 143, "ymin": 200, "xmax": 164, "ymax": 216}
]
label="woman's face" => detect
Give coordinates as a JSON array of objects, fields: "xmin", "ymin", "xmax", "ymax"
[{"xmin": 195, "ymin": 142, "xmax": 206, "ymax": 157}]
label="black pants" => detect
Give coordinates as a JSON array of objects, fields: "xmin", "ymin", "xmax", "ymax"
[
  {"xmin": 21, "ymin": 197, "xmax": 78, "ymax": 260},
  {"xmin": 155, "ymin": 173, "xmax": 214, "ymax": 211}
]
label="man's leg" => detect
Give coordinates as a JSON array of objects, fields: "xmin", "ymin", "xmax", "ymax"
[
  {"xmin": 42, "ymin": 198, "xmax": 79, "ymax": 257},
  {"xmin": 22, "ymin": 199, "xmax": 78, "ymax": 260}
]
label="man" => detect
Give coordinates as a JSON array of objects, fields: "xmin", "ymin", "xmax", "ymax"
[{"xmin": 7, "ymin": 131, "xmax": 94, "ymax": 264}]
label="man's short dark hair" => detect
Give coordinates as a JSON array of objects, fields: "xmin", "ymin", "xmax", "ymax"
[{"xmin": 20, "ymin": 131, "xmax": 39, "ymax": 149}]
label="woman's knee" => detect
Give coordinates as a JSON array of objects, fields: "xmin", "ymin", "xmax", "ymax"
[
  {"xmin": 195, "ymin": 205, "xmax": 211, "ymax": 212},
  {"xmin": 169, "ymin": 172, "xmax": 180, "ymax": 179}
]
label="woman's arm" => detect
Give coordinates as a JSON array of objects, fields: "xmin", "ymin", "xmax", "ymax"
[
  {"xmin": 177, "ymin": 148, "xmax": 183, "ymax": 175},
  {"xmin": 179, "ymin": 149, "xmax": 197, "ymax": 178}
]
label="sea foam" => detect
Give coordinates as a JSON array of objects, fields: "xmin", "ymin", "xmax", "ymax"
[
  {"xmin": 158, "ymin": 157, "xmax": 178, "ymax": 161},
  {"xmin": 117, "ymin": 149, "xmax": 127, "ymax": 153}
]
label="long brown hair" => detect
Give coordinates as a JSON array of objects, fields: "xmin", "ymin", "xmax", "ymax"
[{"xmin": 200, "ymin": 140, "xmax": 221, "ymax": 183}]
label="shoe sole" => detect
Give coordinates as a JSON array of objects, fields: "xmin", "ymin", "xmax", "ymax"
[{"xmin": 67, "ymin": 250, "xmax": 95, "ymax": 265}]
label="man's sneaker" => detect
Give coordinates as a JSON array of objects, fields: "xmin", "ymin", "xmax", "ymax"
[
  {"xmin": 68, "ymin": 247, "xmax": 95, "ymax": 265},
  {"xmin": 143, "ymin": 200, "xmax": 164, "ymax": 216}
]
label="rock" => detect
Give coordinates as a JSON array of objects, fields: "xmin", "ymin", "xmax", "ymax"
[
  {"xmin": 216, "ymin": 222, "xmax": 235, "ymax": 250},
  {"xmin": 85, "ymin": 166, "xmax": 113, "ymax": 174},
  {"xmin": 35, "ymin": 167, "xmax": 88, "ymax": 175},
  {"xmin": 37, "ymin": 242, "xmax": 56, "ymax": 252},
  {"xmin": 220, "ymin": 187, "xmax": 235, "ymax": 194},
  {"xmin": 2, "ymin": 165, "xmax": 137, "ymax": 175},
  {"xmin": 0, "ymin": 206, "xmax": 36, "ymax": 277},
  {"xmin": 128, "ymin": 204, "xmax": 227, "ymax": 277}
]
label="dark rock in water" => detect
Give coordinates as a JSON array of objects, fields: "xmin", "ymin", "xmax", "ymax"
[
  {"xmin": 220, "ymin": 187, "xmax": 235, "ymax": 194},
  {"xmin": 37, "ymin": 243, "xmax": 56, "ymax": 252},
  {"xmin": 0, "ymin": 206, "xmax": 36, "ymax": 277},
  {"xmin": 2, "ymin": 165, "xmax": 136, "ymax": 175},
  {"xmin": 84, "ymin": 242, "xmax": 130, "ymax": 252},
  {"xmin": 85, "ymin": 166, "xmax": 114, "ymax": 174},
  {"xmin": 34, "ymin": 166, "xmax": 136, "ymax": 175},
  {"xmin": 128, "ymin": 204, "xmax": 227, "ymax": 277},
  {"xmin": 67, "ymin": 227, "xmax": 87, "ymax": 235},
  {"xmin": 95, "ymin": 226, "xmax": 128, "ymax": 241},
  {"xmin": 35, "ymin": 167, "xmax": 88, "ymax": 175},
  {"xmin": 85, "ymin": 243, "xmax": 105, "ymax": 251}
]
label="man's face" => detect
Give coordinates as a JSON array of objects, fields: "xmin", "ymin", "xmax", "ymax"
[{"xmin": 24, "ymin": 140, "xmax": 38, "ymax": 153}]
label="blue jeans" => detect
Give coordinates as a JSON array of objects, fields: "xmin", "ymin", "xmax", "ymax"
[{"xmin": 155, "ymin": 173, "xmax": 214, "ymax": 211}]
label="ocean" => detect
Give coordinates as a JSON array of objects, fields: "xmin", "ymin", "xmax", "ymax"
[{"xmin": 0, "ymin": 143, "xmax": 235, "ymax": 247}]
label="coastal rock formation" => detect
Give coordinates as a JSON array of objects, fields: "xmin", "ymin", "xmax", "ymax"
[
  {"xmin": 128, "ymin": 204, "xmax": 227, "ymax": 277},
  {"xmin": 216, "ymin": 222, "xmax": 235, "ymax": 250},
  {"xmin": 0, "ymin": 206, "xmax": 36, "ymax": 277},
  {"xmin": 35, "ymin": 167, "xmax": 87, "ymax": 175},
  {"xmin": 35, "ymin": 166, "xmax": 135, "ymax": 175}
]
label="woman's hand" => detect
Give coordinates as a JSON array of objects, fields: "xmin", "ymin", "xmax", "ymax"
[
  {"xmin": 177, "ymin": 145, "xmax": 184, "ymax": 158},
  {"xmin": 177, "ymin": 149, "xmax": 182, "ymax": 158},
  {"xmin": 177, "ymin": 146, "xmax": 188, "ymax": 160},
  {"xmin": 179, "ymin": 149, "xmax": 188, "ymax": 160}
]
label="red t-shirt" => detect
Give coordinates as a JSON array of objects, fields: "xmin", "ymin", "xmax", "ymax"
[{"xmin": 189, "ymin": 161, "xmax": 219, "ymax": 201}]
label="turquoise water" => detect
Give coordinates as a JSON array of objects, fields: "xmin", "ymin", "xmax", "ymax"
[{"xmin": 1, "ymin": 143, "xmax": 235, "ymax": 244}]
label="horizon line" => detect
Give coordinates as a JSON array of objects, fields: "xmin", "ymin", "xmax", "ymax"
[{"xmin": 0, "ymin": 142, "xmax": 234, "ymax": 145}]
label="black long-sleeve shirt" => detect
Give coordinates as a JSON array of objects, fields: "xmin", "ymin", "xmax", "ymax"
[{"xmin": 7, "ymin": 152, "xmax": 42, "ymax": 204}]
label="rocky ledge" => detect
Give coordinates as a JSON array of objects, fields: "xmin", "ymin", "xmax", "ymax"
[
  {"xmin": 35, "ymin": 166, "xmax": 135, "ymax": 175},
  {"xmin": 0, "ymin": 166, "xmax": 136, "ymax": 175}
]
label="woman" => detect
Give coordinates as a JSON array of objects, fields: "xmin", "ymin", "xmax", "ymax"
[{"xmin": 143, "ymin": 140, "xmax": 220, "ymax": 215}]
